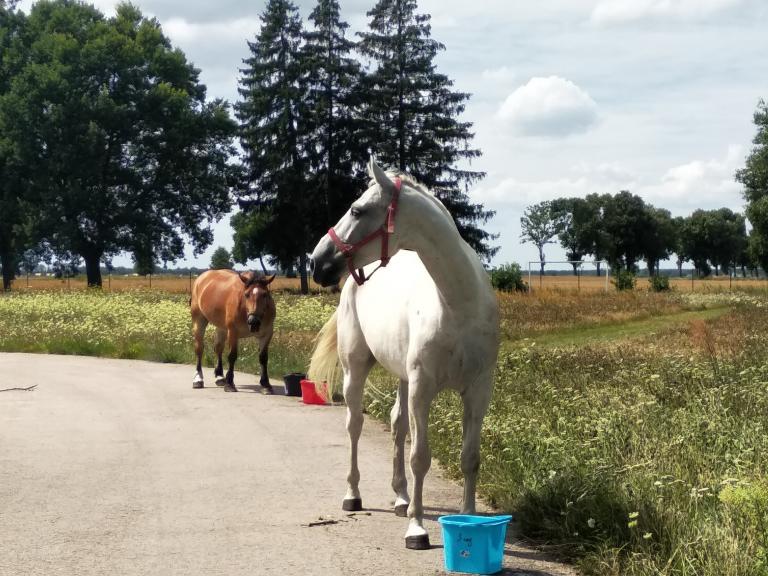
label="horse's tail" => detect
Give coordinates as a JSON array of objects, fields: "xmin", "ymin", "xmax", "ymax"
[{"xmin": 308, "ymin": 310, "xmax": 340, "ymax": 399}]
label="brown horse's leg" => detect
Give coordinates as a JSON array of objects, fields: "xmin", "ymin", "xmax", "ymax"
[
  {"xmin": 192, "ymin": 317, "xmax": 208, "ymax": 389},
  {"xmin": 224, "ymin": 330, "xmax": 238, "ymax": 393},
  {"xmin": 213, "ymin": 328, "xmax": 226, "ymax": 386},
  {"xmin": 258, "ymin": 333, "xmax": 273, "ymax": 394}
]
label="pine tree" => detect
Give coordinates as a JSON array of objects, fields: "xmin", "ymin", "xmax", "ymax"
[
  {"xmin": 234, "ymin": 0, "xmax": 311, "ymax": 292},
  {"xmin": 357, "ymin": 0, "xmax": 497, "ymax": 260},
  {"xmin": 302, "ymin": 0, "xmax": 366, "ymax": 229}
]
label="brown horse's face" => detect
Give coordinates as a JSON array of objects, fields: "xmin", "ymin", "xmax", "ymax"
[{"xmin": 240, "ymin": 273, "xmax": 275, "ymax": 332}]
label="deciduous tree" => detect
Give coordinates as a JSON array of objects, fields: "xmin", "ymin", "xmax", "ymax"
[
  {"xmin": 520, "ymin": 201, "xmax": 558, "ymax": 275},
  {"xmin": 3, "ymin": 1, "xmax": 237, "ymax": 287}
]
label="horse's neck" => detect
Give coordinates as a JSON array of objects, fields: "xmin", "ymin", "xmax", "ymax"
[{"xmin": 400, "ymin": 190, "xmax": 485, "ymax": 310}]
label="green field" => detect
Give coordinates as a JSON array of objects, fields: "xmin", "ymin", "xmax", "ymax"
[{"xmin": 1, "ymin": 287, "xmax": 766, "ymax": 576}]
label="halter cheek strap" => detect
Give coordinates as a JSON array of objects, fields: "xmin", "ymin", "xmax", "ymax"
[{"xmin": 327, "ymin": 177, "xmax": 402, "ymax": 286}]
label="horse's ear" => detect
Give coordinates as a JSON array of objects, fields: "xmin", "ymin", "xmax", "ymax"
[
  {"xmin": 238, "ymin": 272, "xmax": 252, "ymax": 285},
  {"xmin": 265, "ymin": 274, "xmax": 276, "ymax": 286},
  {"xmin": 369, "ymin": 156, "xmax": 395, "ymax": 195}
]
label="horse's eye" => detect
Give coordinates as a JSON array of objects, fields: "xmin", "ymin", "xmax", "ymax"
[{"xmin": 350, "ymin": 207, "xmax": 363, "ymax": 218}]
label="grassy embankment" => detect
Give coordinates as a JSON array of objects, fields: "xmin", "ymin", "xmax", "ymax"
[{"xmin": 1, "ymin": 284, "xmax": 766, "ymax": 575}]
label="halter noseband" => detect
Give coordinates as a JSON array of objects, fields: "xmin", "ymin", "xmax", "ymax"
[{"xmin": 327, "ymin": 177, "xmax": 402, "ymax": 286}]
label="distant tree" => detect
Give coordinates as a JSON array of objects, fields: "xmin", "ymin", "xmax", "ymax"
[
  {"xmin": 550, "ymin": 197, "xmax": 589, "ymax": 275},
  {"xmin": 520, "ymin": 201, "xmax": 559, "ymax": 275},
  {"xmin": 671, "ymin": 216, "xmax": 687, "ymax": 276},
  {"xmin": 573, "ymin": 194, "xmax": 611, "ymax": 276},
  {"xmin": 680, "ymin": 209, "xmax": 747, "ymax": 276},
  {"xmin": 2, "ymin": 1, "xmax": 237, "ymax": 287},
  {"xmin": 708, "ymin": 209, "xmax": 747, "ymax": 275},
  {"xmin": 210, "ymin": 247, "xmax": 234, "ymax": 270},
  {"xmin": 643, "ymin": 206, "xmax": 677, "ymax": 276},
  {"xmin": 357, "ymin": 0, "xmax": 497, "ymax": 261},
  {"xmin": 19, "ymin": 247, "xmax": 42, "ymax": 276},
  {"xmin": 234, "ymin": 0, "xmax": 311, "ymax": 293},
  {"xmin": 738, "ymin": 99, "xmax": 768, "ymax": 266},
  {"xmin": 680, "ymin": 212, "xmax": 712, "ymax": 276},
  {"xmin": 601, "ymin": 191, "xmax": 652, "ymax": 273},
  {"xmin": 133, "ymin": 246, "xmax": 156, "ymax": 277}
]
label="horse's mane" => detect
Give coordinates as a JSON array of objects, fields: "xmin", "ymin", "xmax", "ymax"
[{"xmin": 372, "ymin": 171, "xmax": 456, "ymax": 225}]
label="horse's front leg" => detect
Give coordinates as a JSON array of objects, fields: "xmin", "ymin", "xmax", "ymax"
[
  {"xmin": 340, "ymin": 357, "xmax": 374, "ymax": 512},
  {"xmin": 460, "ymin": 377, "xmax": 492, "ymax": 514},
  {"xmin": 405, "ymin": 377, "xmax": 436, "ymax": 550},
  {"xmin": 391, "ymin": 378, "xmax": 410, "ymax": 517},
  {"xmin": 257, "ymin": 332, "xmax": 273, "ymax": 394},
  {"xmin": 223, "ymin": 330, "xmax": 238, "ymax": 393}
]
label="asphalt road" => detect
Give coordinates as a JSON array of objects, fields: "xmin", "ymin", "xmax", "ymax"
[{"xmin": 0, "ymin": 354, "xmax": 573, "ymax": 576}]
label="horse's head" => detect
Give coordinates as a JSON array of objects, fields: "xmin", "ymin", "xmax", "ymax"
[
  {"xmin": 310, "ymin": 157, "xmax": 402, "ymax": 287},
  {"xmin": 239, "ymin": 272, "xmax": 275, "ymax": 332}
]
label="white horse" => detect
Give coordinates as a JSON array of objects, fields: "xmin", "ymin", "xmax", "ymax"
[{"xmin": 308, "ymin": 157, "xmax": 499, "ymax": 550}]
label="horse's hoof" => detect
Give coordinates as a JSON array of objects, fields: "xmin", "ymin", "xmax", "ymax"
[
  {"xmin": 215, "ymin": 378, "xmax": 226, "ymax": 387},
  {"xmin": 192, "ymin": 381, "xmax": 204, "ymax": 389},
  {"xmin": 224, "ymin": 385, "xmax": 238, "ymax": 393},
  {"xmin": 394, "ymin": 503, "xmax": 409, "ymax": 517},
  {"xmin": 342, "ymin": 498, "xmax": 363, "ymax": 512},
  {"xmin": 260, "ymin": 384, "xmax": 274, "ymax": 395},
  {"xmin": 405, "ymin": 534, "xmax": 430, "ymax": 550}
]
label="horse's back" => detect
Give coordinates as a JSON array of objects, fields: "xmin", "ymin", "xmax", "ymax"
[{"xmin": 191, "ymin": 270, "xmax": 242, "ymax": 328}]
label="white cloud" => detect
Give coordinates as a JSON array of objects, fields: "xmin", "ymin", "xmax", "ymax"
[
  {"xmin": 472, "ymin": 146, "xmax": 745, "ymax": 216},
  {"xmin": 163, "ymin": 17, "xmax": 260, "ymax": 47},
  {"xmin": 638, "ymin": 145, "xmax": 745, "ymax": 212},
  {"xmin": 472, "ymin": 161, "xmax": 636, "ymax": 207},
  {"xmin": 497, "ymin": 76, "xmax": 599, "ymax": 137},
  {"xmin": 591, "ymin": 0, "xmax": 745, "ymax": 24},
  {"xmin": 481, "ymin": 66, "xmax": 516, "ymax": 83}
]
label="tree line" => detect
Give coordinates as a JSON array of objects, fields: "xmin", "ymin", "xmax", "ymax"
[
  {"xmin": 520, "ymin": 184, "xmax": 767, "ymax": 279},
  {"xmin": 0, "ymin": 0, "xmax": 496, "ymax": 292}
]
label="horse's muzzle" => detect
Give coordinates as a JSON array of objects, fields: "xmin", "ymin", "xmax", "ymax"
[{"xmin": 247, "ymin": 314, "xmax": 261, "ymax": 333}]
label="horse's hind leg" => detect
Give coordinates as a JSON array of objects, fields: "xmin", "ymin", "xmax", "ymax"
[
  {"xmin": 213, "ymin": 328, "xmax": 226, "ymax": 386},
  {"xmin": 340, "ymin": 347, "xmax": 375, "ymax": 512},
  {"xmin": 459, "ymin": 375, "xmax": 493, "ymax": 514},
  {"xmin": 391, "ymin": 378, "xmax": 410, "ymax": 517},
  {"xmin": 192, "ymin": 316, "xmax": 208, "ymax": 389}
]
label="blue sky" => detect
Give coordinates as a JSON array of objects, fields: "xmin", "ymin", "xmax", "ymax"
[{"xmin": 19, "ymin": 0, "xmax": 768, "ymax": 270}]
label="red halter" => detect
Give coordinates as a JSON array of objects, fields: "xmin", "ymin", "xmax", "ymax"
[{"xmin": 327, "ymin": 177, "xmax": 402, "ymax": 286}]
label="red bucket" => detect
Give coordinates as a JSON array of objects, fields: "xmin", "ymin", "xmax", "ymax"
[{"xmin": 300, "ymin": 379, "xmax": 328, "ymax": 405}]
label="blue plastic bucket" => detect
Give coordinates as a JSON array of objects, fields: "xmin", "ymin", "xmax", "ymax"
[{"xmin": 438, "ymin": 514, "xmax": 513, "ymax": 574}]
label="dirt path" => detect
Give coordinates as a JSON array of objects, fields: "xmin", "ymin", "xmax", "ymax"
[{"xmin": 0, "ymin": 353, "xmax": 574, "ymax": 576}]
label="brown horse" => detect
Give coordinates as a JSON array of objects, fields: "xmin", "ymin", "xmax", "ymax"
[{"xmin": 190, "ymin": 270, "xmax": 276, "ymax": 393}]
